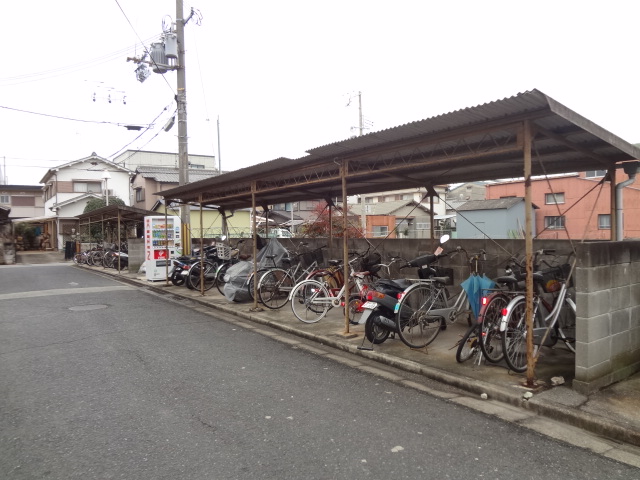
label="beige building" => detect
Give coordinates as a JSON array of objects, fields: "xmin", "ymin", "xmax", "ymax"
[{"xmin": 131, "ymin": 166, "xmax": 219, "ymax": 211}]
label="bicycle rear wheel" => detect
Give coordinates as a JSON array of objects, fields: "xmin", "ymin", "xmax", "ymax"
[
  {"xmin": 501, "ymin": 298, "xmax": 528, "ymax": 373},
  {"xmin": 478, "ymin": 293, "xmax": 508, "ymax": 363},
  {"xmin": 557, "ymin": 298, "xmax": 576, "ymax": 353},
  {"xmin": 258, "ymin": 269, "xmax": 293, "ymax": 309},
  {"xmin": 290, "ymin": 280, "xmax": 331, "ymax": 323},
  {"xmin": 456, "ymin": 323, "xmax": 481, "ymax": 363},
  {"xmin": 395, "ymin": 283, "xmax": 443, "ymax": 348}
]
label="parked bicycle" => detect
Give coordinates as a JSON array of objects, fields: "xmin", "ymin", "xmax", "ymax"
[
  {"xmin": 288, "ymin": 251, "xmax": 378, "ymax": 324},
  {"xmin": 256, "ymin": 244, "xmax": 326, "ymax": 309},
  {"xmin": 455, "ymin": 255, "xmax": 524, "ymax": 363},
  {"xmin": 394, "ymin": 236, "xmax": 491, "ymax": 349},
  {"xmin": 499, "ymin": 251, "xmax": 577, "ymax": 373}
]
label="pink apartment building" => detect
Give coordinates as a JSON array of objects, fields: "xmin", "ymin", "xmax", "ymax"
[{"xmin": 485, "ymin": 170, "xmax": 640, "ymax": 240}]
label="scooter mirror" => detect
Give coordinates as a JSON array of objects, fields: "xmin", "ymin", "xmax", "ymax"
[
  {"xmin": 218, "ymin": 235, "xmax": 227, "ymax": 241},
  {"xmin": 439, "ymin": 234, "xmax": 450, "ymax": 244}
]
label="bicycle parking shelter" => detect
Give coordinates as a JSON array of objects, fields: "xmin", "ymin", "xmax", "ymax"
[{"xmin": 159, "ymin": 89, "xmax": 640, "ymax": 392}]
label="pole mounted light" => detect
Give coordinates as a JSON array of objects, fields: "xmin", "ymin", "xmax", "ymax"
[{"xmin": 102, "ymin": 170, "xmax": 111, "ymax": 206}]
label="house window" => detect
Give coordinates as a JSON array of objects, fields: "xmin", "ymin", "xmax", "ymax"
[
  {"xmin": 10, "ymin": 196, "xmax": 35, "ymax": 206},
  {"xmin": 416, "ymin": 222, "xmax": 429, "ymax": 230},
  {"xmin": 402, "ymin": 194, "xmax": 413, "ymax": 201},
  {"xmin": 585, "ymin": 170, "xmax": 607, "ymax": 178},
  {"xmin": 73, "ymin": 181, "xmax": 102, "ymax": 193},
  {"xmin": 0, "ymin": 195, "xmax": 9, "ymax": 204},
  {"xmin": 544, "ymin": 216, "xmax": 565, "ymax": 229},
  {"xmin": 189, "ymin": 164, "xmax": 205, "ymax": 169},
  {"xmin": 364, "ymin": 197, "xmax": 373, "ymax": 204},
  {"xmin": 372, "ymin": 225, "xmax": 388, "ymax": 237},
  {"xmin": 598, "ymin": 214, "xmax": 611, "ymax": 229},
  {"xmin": 545, "ymin": 192, "xmax": 565, "ymax": 204},
  {"xmin": 135, "ymin": 188, "xmax": 145, "ymax": 202}
]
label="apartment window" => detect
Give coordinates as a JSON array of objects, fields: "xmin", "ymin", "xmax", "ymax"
[
  {"xmin": 372, "ymin": 225, "xmax": 388, "ymax": 237},
  {"xmin": 544, "ymin": 216, "xmax": 566, "ymax": 229},
  {"xmin": 402, "ymin": 194, "xmax": 413, "ymax": 201},
  {"xmin": 74, "ymin": 181, "xmax": 102, "ymax": 193},
  {"xmin": 545, "ymin": 192, "xmax": 565, "ymax": 204},
  {"xmin": 585, "ymin": 170, "xmax": 607, "ymax": 178},
  {"xmin": 365, "ymin": 197, "xmax": 373, "ymax": 204},
  {"xmin": 0, "ymin": 195, "xmax": 9, "ymax": 204},
  {"xmin": 189, "ymin": 164, "xmax": 205, "ymax": 169},
  {"xmin": 598, "ymin": 214, "xmax": 611, "ymax": 229},
  {"xmin": 135, "ymin": 188, "xmax": 145, "ymax": 202}
]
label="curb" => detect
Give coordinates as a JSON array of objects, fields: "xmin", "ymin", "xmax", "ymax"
[{"xmin": 86, "ymin": 266, "xmax": 640, "ymax": 448}]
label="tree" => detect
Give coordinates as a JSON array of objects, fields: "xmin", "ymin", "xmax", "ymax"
[
  {"xmin": 299, "ymin": 201, "xmax": 364, "ymax": 238},
  {"xmin": 83, "ymin": 196, "xmax": 125, "ymax": 213},
  {"xmin": 82, "ymin": 196, "xmax": 126, "ymax": 243}
]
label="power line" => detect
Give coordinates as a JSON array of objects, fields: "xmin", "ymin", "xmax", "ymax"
[
  {"xmin": 114, "ymin": 0, "xmax": 176, "ymax": 96},
  {"xmin": 0, "ymin": 35, "xmax": 161, "ymax": 86},
  {"xmin": 0, "ymin": 105, "xmax": 153, "ymax": 128}
]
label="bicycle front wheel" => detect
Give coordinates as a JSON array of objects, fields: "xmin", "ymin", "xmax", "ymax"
[
  {"xmin": 501, "ymin": 298, "xmax": 528, "ymax": 373},
  {"xmin": 478, "ymin": 293, "xmax": 508, "ymax": 363},
  {"xmin": 188, "ymin": 261, "xmax": 218, "ymax": 291},
  {"xmin": 456, "ymin": 323, "xmax": 480, "ymax": 363},
  {"xmin": 290, "ymin": 280, "xmax": 331, "ymax": 323},
  {"xmin": 215, "ymin": 263, "xmax": 231, "ymax": 295},
  {"xmin": 258, "ymin": 269, "xmax": 293, "ymax": 309},
  {"xmin": 395, "ymin": 284, "xmax": 443, "ymax": 348}
]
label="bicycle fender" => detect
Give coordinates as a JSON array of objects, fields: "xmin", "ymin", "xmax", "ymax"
[
  {"xmin": 499, "ymin": 295, "xmax": 525, "ymax": 332},
  {"xmin": 288, "ymin": 279, "xmax": 325, "ymax": 302}
]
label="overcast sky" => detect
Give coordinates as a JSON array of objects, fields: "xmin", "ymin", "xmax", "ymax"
[{"xmin": 2, "ymin": 0, "xmax": 639, "ymax": 185}]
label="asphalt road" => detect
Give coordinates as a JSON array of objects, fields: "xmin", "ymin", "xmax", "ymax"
[{"xmin": 1, "ymin": 264, "xmax": 637, "ymax": 479}]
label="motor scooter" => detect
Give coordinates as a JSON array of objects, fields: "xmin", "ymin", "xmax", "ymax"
[{"xmin": 357, "ymin": 235, "xmax": 450, "ymax": 350}]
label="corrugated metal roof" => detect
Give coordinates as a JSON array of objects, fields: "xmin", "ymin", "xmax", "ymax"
[{"xmin": 158, "ymin": 89, "xmax": 640, "ymax": 211}]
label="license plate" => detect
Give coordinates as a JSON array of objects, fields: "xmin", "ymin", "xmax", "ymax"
[
  {"xmin": 358, "ymin": 308, "xmax": 373, "ymax": 325},
  {"xmin": 362, "ymin": 301, "xmax": 378, "ymax": 309}
]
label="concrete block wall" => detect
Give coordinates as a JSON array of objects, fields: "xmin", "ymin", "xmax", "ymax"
[{"xmin": 573, "ymin": 241, "xmax": 640, "ymax": 395}]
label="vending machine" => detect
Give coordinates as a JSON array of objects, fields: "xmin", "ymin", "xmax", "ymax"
[{"xmin": 144, "ymin": 215, "xmax": 182, "ymax": 281}]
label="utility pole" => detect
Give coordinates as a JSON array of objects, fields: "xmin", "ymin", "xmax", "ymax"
[{"xmin": 176, "ymin": 0, "xmax": 190, "ymax": 244}]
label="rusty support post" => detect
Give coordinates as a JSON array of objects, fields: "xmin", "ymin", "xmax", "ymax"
[
  {"xmin": 165, "ymin": 207, "xmax": 170, "ymax": 285},
  {"xmin": 200, "ymin": 195, "xmax": 205, "ymax": 295},
  {"xmin": 342, "ymin": 159, "xmax": 350, "ymax": 333},
  {"xmin": 117, "ymin": 208, "xmax": 121, "ymax": 274},
  {"xmin": 524, "ymin": 120, "xmax": 536, "ymax": 386},
  {"xmin": 251, "ymin": 182, "xmax": 261, "ymax": 311}
]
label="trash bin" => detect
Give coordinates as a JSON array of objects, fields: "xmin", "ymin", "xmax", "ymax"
[{"xmin": 65, "ymin": 241, "xmax": 75, "ymax": 260}]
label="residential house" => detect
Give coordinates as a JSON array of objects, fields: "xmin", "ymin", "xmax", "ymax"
[
  {"xmin": 40, "ymin": 153, "xmax": 133, "ymax": 250},
  {"xmin": 485, "ymin": 170, "xmax": 640, "ymax": 240},
  {"xmin": 0, "ymin": 185, "xmax": 45, "ymax": 220},
  {"xmin": 455, "ymin": 198, "xmax": 537, "ymax": 239},
  {"xmin": 446, "ymin": 182, "xmax": 487, "ymax": 203},
  {"xmin": 361, "ymin": 200, "xmax": 433, "ymax": 238},
  {"xmin": 113, "ymin": 150, "xmax": 217, "ymax": 171},
  {"xmin": 131, "ymin": 166, "xmax": 220, "ymax": 211}
]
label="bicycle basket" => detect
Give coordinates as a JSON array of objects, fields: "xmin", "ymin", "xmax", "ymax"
[
  {"xmin": 301, "ymin": 252, "xmax": 315, "ymax": 268},
  {"xmin": 361, "ymin": 252, "xmax": 382, "ymax": 273},
  {"xmin": 540, "ymin": 264, "xmax": 573, "ymax": 293},
  {"xmin": 434, "ymin": 266, "xmax": 454, "ymax": 285},
  {"xmin": 217, "ymin": 244, "xmax": 232, "ymax": 260}
]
